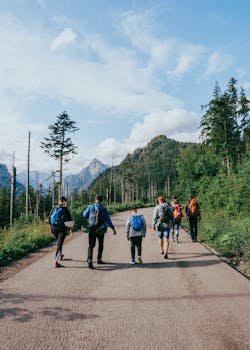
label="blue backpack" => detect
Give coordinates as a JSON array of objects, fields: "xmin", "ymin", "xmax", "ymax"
[
  {"xmin": 50, "ymin": 207, "xmax": 65, "ymax": 226},
  {"xmin": 132, "ymin": 215, "xmax": 143, "ymax": 231}
]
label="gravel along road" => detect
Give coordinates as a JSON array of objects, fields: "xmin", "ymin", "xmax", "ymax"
[{"xmin": 0, "ymin": 207, "xmax": 249, "ymax": 350}]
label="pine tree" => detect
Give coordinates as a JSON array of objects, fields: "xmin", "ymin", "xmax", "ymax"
[
  {"xmin": 238, "ymin": 87, "xmax": 250, "ymax": 154},
  {"xmin": 200, "ymin": 79, "xmax": 241, "ymax": 175},
  {"xmin": 41, "ymin": 111, "xmax": 79, "ymax": 199}
]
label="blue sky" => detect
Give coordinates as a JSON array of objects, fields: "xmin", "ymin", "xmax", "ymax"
[{"xmin": 0, "ymin": 0, "xmax": 250, "ymax": 175}]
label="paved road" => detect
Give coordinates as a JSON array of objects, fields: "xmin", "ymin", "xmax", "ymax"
[{"xmin": 0, "ymin": 208, "xmax": 250, "ymax": 350}]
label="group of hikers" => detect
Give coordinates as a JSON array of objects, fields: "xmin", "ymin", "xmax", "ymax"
[{"xmin": 49, "ymin": 194, "xmax": 201, "ymax": 269}]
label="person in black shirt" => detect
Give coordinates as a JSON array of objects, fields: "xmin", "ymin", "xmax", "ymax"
[{"xmin": 49, "ymin": 196, "xmax": 74, "ymax": 268}]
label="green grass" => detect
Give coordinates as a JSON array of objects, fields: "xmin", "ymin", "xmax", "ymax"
[
  {"xmin": 2, "ymin": 204, "xmax": 249, "ymax": 275},
  {"xmin": 0, "ymin": 222, "xmax": 55, "ymax": 267},
  {"xmin": 199, "ymin": 214, "xmax": 250, "ymax": 262},
  {"xmin": 0, "ymin": 202, "xmax": 152, "ymax": 268}
]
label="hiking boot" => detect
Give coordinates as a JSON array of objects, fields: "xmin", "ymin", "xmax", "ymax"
[
  {"xmin": 88, "ymin": 262, "xmax": 94, "ymax": 269},
  {"xmin": 60, "ymin": 254, "xmax": 64, "ymax": 261},
  {"xmin": 138, "ymin": 257, "xmax": 143, "ymax": 264},
  {"xmin": 130, "ymin": 260, "xmax": 136, "ymax": 265},
  {"xmin": 54, "ymin": 261, "xmax": 63, "ymax": 268},
  {"xmin": 164, "ymin": 253, "xmax": 168, "ymax": 259}
]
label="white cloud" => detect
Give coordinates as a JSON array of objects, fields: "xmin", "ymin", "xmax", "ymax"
[
  {"xmin": 242, "ymin": 82, "xmax": 250, "ymax": 90},
  {"xmin": 0, "ymin": 10, "xmax": 233, "ymax": 174},
  {"xmin": 91, "ymin": 108, "xmax": 200, "ymax": 166},
  {"xmin": 204, "ymin": 51, "xmax": 233, "ymax": 77},
  {"xmin": 0, "ymin": 14, "xmax": 181, "ymax": 117},
  {"xmin": 120, "ymin": 10, "xmax": 206, "ymax": 78},
  {"xmin": 50, "ymin": 28, "xmax": 77, "ymax": 50},
  {"xmin": 128, "ymin": 108, "xmax": 199, "ymax": 147}
]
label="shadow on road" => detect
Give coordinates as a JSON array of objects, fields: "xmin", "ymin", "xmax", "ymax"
[
  {"xmin": 81, "ymin": 258, "xmax": 222, "ymax": 271},
  {"xmin": 0, "ymin": 291, "xmax": 98, "ymax": 322}
]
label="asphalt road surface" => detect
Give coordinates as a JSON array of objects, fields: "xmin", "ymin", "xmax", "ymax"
[{"xmin": 0, "ymin": 207, "xmax": 250, "ymax": 350}]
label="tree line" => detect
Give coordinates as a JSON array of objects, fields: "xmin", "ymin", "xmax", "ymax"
[
  {"xmin": 90, "ymin": 77, "xmax": 249, "ymax": 215},
  {"xmin": 0, "ymin": 77, "xmax": 249, "ymax": 229}
]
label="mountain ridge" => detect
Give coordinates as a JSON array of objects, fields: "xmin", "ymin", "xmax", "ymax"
[{"xmin": 0, "ymin": 159, "xmax": 109, "ymax": 194}]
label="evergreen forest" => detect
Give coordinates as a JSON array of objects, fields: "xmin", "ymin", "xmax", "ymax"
[{"xmin": 0, "ymin": 78, "xmax": 249, "ymax": 275}]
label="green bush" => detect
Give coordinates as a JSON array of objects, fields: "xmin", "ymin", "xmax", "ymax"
[
  {"xmin": 0, "ymin": 223, "xmax": 55, "ymax": 267},
  {"xmin": 199, "ymin": 213, "xmax": 250, "ymax": 262}
]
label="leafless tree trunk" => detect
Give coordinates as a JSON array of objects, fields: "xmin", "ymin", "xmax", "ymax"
[
  {"xmin": 10, "ymin": 153, "xmax": 16, "ymax": 227},
  {"xmin": 26, "ymin": 131, "xmax": 30, "ymax": 220}
]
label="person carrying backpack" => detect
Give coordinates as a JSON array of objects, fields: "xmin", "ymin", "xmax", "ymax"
[
  {"xmin": 172, "ymin": 198, "xmax": 183, "ymax": 243},
  {"xmin": 83, "ymin": 195, "xmax": 117, "ymax": 269},
  {"xmin": 152, "ymin": 196, "xmax": 173, "ymax": 259},
  {"xmin": 126, "ymin": 208, "xmax": 147, "ymax": 264},
  {"xmin": 185, "ymin": 195, "xmax": 201, "ymax": 242},
  {"xmin": 49, "ymin": 196, "xmax": 74, "ymax": 268}
]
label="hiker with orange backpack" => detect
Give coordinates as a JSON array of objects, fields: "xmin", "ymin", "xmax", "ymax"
[
  {"xmin": 172, "ymin": 198, "xmax": 183, "ymax": 243},
  {"xmin": 186, "ymin": 196, "xmax": 201, "ymax": 242}
]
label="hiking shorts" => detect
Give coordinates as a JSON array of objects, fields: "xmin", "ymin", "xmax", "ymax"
[{"xmin": 157, "ymin": 228, "xmax": 170, "ymax": 239}]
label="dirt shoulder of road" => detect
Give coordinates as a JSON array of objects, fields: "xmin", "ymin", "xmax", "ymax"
[
  {"xmin": 200, "ymin": 241, "xmax": 250, "ymax": 280},
  {"xmin": 0, "ymin": 232, "xmax": 81, "ymax": 282}
]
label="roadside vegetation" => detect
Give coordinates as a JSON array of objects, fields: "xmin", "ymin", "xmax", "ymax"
[
  {"xmin": 0, "ymin": 77, "xmax": 249, "ymax": 277},
  {"xmin": 0, "ymin": 221, "xmax": 54, "ymax": 267},
  {"xmin": 0, "ymin": 201, "xmax": 153, "ymax": 268}
]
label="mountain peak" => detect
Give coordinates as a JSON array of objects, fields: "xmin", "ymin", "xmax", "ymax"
[{"xmin": 64, "ymin": 159, "xmax": 109, "ymax": 193}]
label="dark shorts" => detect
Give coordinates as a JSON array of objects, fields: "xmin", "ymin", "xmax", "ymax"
[{"xmin": 50, "ymin": 225, "xmax": 67, "ymax": 237}]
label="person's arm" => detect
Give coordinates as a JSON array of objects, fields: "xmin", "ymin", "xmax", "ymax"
[
  {"xmin": 103, "ymin": 207, "xmax": 117, "ymax": 235},
  {"xmin": 197, "ymin": 203, "xmax": 201, "ymax": 221},
  {"xmin": 152, "ymin": 207, "xmax": 158, "ymax": 230},
  {"xmin": 48, "ymin": 207, "xmax": 54, "ymax": 223},
  {"xmin": 64, "ymin": 207, "xmax": 73, "ymax": 221},
  {"xmin": 142, "ymin": 215, "xmax": 147, "ymax": 236},
  {"xmin": 83, "ymin": 205, "xmax": 91, "ymax": 219},
  {"xmin": 126, "ymin": 217, "xmax": 131, "ymax": 240},
  {"xmin": 169, "ymin": 206, "xmax": 174, "ymax": 224}
]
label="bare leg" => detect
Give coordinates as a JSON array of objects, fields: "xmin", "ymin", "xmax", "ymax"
[
  {"xmin": 164, "ymin": 238, "xmax": 169, "ymax": 259},
  {"xmin": 159, "ymin": 238, "xmax": 164, "ymax": 253}
]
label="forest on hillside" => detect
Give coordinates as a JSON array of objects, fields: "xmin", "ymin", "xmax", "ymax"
[
  {"xmin": 90, "ymin": 79, "xmax": 249, "ymax": 212},
  {"xmin": 0, "ymin": 77, "xmax": 249, "ymax": 274},
  {"xmin": 0, "ymin": 77, "xmax": 249, "ymax": 225}
]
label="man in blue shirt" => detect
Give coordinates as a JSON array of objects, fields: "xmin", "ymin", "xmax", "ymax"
[{"xmin": 83, "ymin": 195, "xmax": 117, "ymax": 269}]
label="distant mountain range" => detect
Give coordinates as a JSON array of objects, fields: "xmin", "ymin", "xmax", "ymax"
[
  {"xmin": 0, "ymin": 159, "xmax": 109, "ymax": 194},
  {"xmin": 64, "ymin": 158, "xmax": 109, "ymax": 193},
  {"xmin": 0, "ymin": 164, "xmax": 25, "ymax": 194}
]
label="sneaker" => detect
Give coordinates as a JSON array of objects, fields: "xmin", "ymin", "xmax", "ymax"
[
  {"xmin": 54, "ymin": 261, "xmax": 63, "ymax": 268},
  {"xmin": 88, "ymin": 262, "xmax": 94, "ymax": 269},
  {"xmin": 130, "ymin": 261, "xmax": 136, "ymax": 265},
  {"xmin": 176, "ymin": 239, "xmax": 179, "ymax": 243},
  {"xmin": 138, "ymin": 257, "xmax": 143, "ymax": 264},
  {"xmin": 97, "ymin": 260, "xmax": 104, "ymax": 264},
  {"xmin": 164, "ymin": 253, "xmax": 168, "ymax": 259},
  {"xmin": 60, "ymin": 254, "xmax": 64, "ymax": 261}
]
